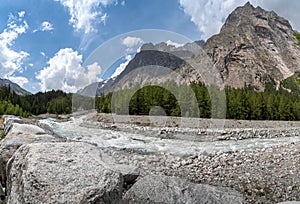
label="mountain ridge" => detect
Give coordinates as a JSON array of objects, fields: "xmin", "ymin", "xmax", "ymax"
[
  {"xmin": 0, "ymin": 78, "xmax": 31, "ymax": 95},
  {"xmin": 81, "ymin": 2, "xmax": 300, "ymax": 95},
  {"xmin": 203, "ymin": 2, "xmax": 300, "ymax": 91}
]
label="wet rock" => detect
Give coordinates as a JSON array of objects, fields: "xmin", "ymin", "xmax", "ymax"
[
  {"xmin": 123, "ymin": 174, "xmax": 245, "ymax": 204},
  {"xmin": 6, "ymin": 142, "xmax": 123, "ymax": 204}
]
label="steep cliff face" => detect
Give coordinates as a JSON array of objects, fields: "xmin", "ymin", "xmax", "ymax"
[{"xmin": 203, "ymin": 2, "xmax": 300, "ymax": 91}]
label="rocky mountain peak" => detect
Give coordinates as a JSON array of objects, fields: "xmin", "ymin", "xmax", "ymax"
[{"xmin": 204, "ymin": 2, "xmax": 300, "ymax": 91}]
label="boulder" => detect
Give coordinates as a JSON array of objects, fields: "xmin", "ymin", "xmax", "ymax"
[
  {"xmin": 0, "ymin": 182, "xmax": 4, "ymax": 203},
  {"xmin": 2, "ymin": 115, "xmax": 21, "ymax": 135},
  {"xmin": 108, "ymin": 164, "xmax": 140, "ymax": 190},
  {"xmin": 6, "ymin": 142, "xmax": 124, "ymax": 204},
  {"xmin": 0, "ymin": 122, "xmax": 63, "ymax": 188},
  {"xmin": 123, "ymin": 175, "xmax": 245, "ymax": 204}
]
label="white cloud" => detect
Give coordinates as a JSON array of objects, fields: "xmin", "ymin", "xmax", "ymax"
[
  {"xmin": 8, "ymin": 76, "xmax": 29, "ymax": 87},
  {"xmin": 0, "ymin": 13, "xmax": 29, "ymax": 85},
  {"xmin": 111, "ymin": 54, "xmax": 132, "ymax": 78},
  {"xmin": 36, "ymin": 48, "xmax": 102, "ymax": 92},
  {"xmin": 55, "ymin": 0, "xmax": 115, "ymax": 33},
  {"xmin": 179, "ymin": 0, "xmax": 243, "ymax": 40},
  {"xmin": 40, "ymin": 52, "xmax": 46, "ymax": 57},
  {"xmin": 180, "ymin": 0, "xmax": 300, "ymax": 40},
  {"xmin": 122, "ymin": 36, "xmax": 144, "ymax": 53},
  {"xmin": 33, "ymin": 21, "xmax": 54, "ymax": 33},
  {"xmin": 18, "ymin": 11, "xmax": 25, "ymax": 18},
  {"xmin": 166, "ymin": 40, "xmax": 184, "ymax": 48},
  {"xmin": 41, "ymin": 21, "xmax": 54, "ymax": 31},
  {"xmin": 121, "ymin": 1, "xmax": 125, "ymax": 6},
  {"xmin": 100, "ymin": 13, "xmax": 108, "ymax": 25},
  {"xmin": 122, "ymin": 36, "xmax": 144, "ymax": 47}
]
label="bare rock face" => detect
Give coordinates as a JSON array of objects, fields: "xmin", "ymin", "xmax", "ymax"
[
  {"xmin": 123, "ymin": 175, "xmax": 245, "ymax": 204},
  {"xmin": 0, "ymin": 121, "xmax": 63, "ymax": 188},
  {"xmin": 0, "ymin": 182, "xmax": 4, "ymax": 203},
  {"xmin": 203, "ymin": 2, "xmax": 300, "ymax": 91},
  {"xmin": 6, "ymin": 142, "xmax": 124, "ymax": 204}
]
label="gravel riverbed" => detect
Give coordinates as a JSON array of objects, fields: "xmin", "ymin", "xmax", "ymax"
[
  {"xmin": 99, "ymin": 142, "xmax": 299, "ymax": 203},
  {"xmin": 83, "ymin": 114, "xmax": 300, "ymax": 203},
  {"xmin": 45, "ymin": 113, "xmax": 300, "ymax": 203}
]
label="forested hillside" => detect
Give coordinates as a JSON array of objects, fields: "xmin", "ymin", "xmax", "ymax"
[
  {"xmin": 95, "ymin": 77, "xmax": 300, "ymax": 121},
  {"xmin": 1, "ymin": 76, "xmax": 300, "ymax": 121},
  {"xmin": 0, "ymin": 86, "xmax": 72, "ymax": 116}
]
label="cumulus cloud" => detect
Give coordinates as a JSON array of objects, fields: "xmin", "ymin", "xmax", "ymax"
[
  {"xmin": 166, "ymin": 40, "xmax": 184, "ymax": 48},
  {"xmin": 179, "ymin": 0, "xmax": 244, "ymax": 40},
  {"xmin": 41, "ymin": 21, "xmax": 54, "ymax": 31},
  {"xmin": 111, "ymin": 54, "xmax": 132, "ymax": 78},
  {"xmin": 36, "ymin": 48, "xmax": 102, "ymax": 92},
  {"xmin": 122, "ymin": 36, "xmax": 144, "ymax": 53},
  {"xmin": 0, "ymin": 12, "xmax": 29, "ymax": 85},
  {"xmin": 179, "ymin": 0, "xmax": 300, "ymax": 40},
  {"xmin": 122, "ymin": 36, "xmax": 144, "ymax": 47},
  {"xmin": 55, "ymin": 0, "xmax": 115, "ymax": 33},
  {"xmin": 8, "ymin": 76, "xmax": 29, "ymax": 87},
  {"xmin": 33, "ymin": 21, "xmax": 54, "ymax": 33}
]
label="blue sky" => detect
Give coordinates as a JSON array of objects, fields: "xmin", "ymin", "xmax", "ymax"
[{"xmin": 0, "ymin": 0, "xmax": 299, "ymax": 93}]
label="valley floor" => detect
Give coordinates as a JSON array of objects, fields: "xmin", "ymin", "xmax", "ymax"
[
  {"xmin": 80, "ymin": 113, "xmax": 300, "ymax": 203},
  {"xmin": 3, "ymin": 113, "xmax": 300, "ymax": 203}
]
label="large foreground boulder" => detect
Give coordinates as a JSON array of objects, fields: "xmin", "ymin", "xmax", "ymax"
[
  {"xmin": 0, "ymin": 122, "xmax": 63, "ymax": 188},
  {"xmin": 124, "ymin": 175, "xmax": 245, "ymax": 204},
  {"xmin": 6, "ymin": 142, "xmax": 124, "ymax": 204}
]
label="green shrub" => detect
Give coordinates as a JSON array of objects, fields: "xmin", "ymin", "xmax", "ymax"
[{"xmin": 294, "ymin": 33, "xmax": 300, "ymax": 45}]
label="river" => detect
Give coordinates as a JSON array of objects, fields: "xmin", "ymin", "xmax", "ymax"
[{"xmin": 39, "ymin": 115, "xmax": 300, "ymax": 156}]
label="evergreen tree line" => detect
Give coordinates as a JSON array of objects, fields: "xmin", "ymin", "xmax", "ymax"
[
  {"xmin": 0, "ymin": 86, "xmax": 72, "ymax": 116},
  {"xmin": 95, "ymin": 80, "xmax": 300, "ymax": 121}
]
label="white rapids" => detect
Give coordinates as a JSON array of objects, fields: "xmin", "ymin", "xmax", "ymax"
[{"xmin": 39, "ymin": 116, "xmax": 300, "ymax": 156}]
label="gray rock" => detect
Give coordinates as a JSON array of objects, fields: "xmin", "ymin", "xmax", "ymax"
[
  {"xmin": 3, "ymin": 116, "xmax": 21, "ymax": 135},
  {"xmin": 0, "ymin": 122, "xmax": 61, "ymax": 188},
  {"xmin": 109, "ymin": 164, "xmax": 140, "ymax": 184},
  {"xmin": 6, "ymin": 122, "xmax": 46, "ymax": 135},
  {"xmin": 0, "ymin": 182, "xmax": 4, "ymax": 203},
  {"xmin": 123, "ymin": 174, "xmax": 245, "ymax": 204},
  {"xmin": 277, "ymin": 202, "xmax": 300, "ymax": 204},
  {"xmin": 203, "ymin": 2, "xmax": 300, "ymax": 91},
  {"xmin": 6, "ymin": 142, "xmax": 123, "ymax": 204}
]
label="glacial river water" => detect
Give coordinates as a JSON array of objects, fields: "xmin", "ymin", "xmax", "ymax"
[{"xmin": 39, "ymin": 116, "xmax": 300, "ymax": 156}]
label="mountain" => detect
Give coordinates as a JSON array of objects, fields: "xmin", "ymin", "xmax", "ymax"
[
  {"xmin": 105, "ymin": 40, "xmax": 212, "ymax": 92},
  {"xmin": 0, "ymin": 78, "xmax": 31, "ymax": 95},
  {"xmin": 107, "ymin": 2, "xmax": 300, "ymax": 92},
  {"xmin": 85, "ymin": 2, "xmax": 300, "ymax": 94},
  {"xmin": 203, "ymin": 2, "xmax": 300, "ymax": 91},
  {"xmin": 77, "ymin": 78, "xmax": 115, "ymax": 97},
  {"xmin": 80, "ymin": 40, "xmax": 207, "ymax": 94}
]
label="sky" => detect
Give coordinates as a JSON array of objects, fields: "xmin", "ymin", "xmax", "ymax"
[{"xmin": 0, "ymin": 0, "xmax": 299, "ymax": 93}]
